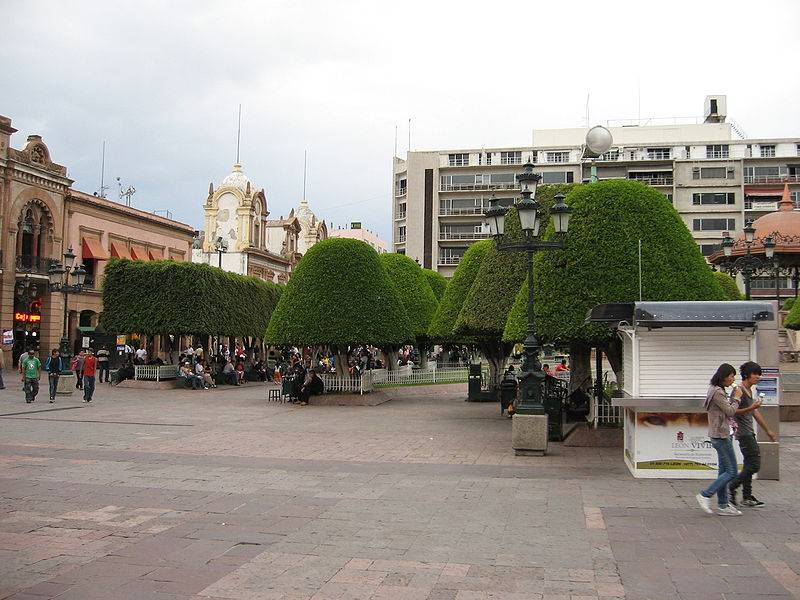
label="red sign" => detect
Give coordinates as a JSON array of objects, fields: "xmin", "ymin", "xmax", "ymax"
[{"xmin": 14, "ymin": 312, "xmax": 41, "ymax": 323}]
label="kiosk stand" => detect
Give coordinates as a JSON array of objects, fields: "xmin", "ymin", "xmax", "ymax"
[{"xmin": 588, "ymin": 301, "xmax": 780, "ymax": 480}]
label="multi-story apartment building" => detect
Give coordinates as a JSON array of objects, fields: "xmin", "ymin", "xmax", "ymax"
[{"xmin": 393, "ymin": 96, "xmax": 800, "ymax": 280}]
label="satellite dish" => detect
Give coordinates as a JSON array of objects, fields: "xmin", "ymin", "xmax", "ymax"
[{"xmin": 585, "ymin": 125, "xmax": 613, "ymax": 158}]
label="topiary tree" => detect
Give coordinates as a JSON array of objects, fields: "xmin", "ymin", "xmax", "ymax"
[
  {"xmin": 784, "ymin": 297, "xmax": 800, "ymax": 330},
  {"xmin": 101, "ymin": 258, "xmax": 282, "ymax": 338},
  {"xmin": 455, "ymin": 207, "xmax": 529, "ymax": 391},
  {"xmin": 713, "ymin": 271, "xmax": 744, "ymax": 300},
  {"xmin": 422, "ymin": 268, "xmax": 448, "ymax": 301},
  {"xmin": 504, "ymin": 180, "xmax": 728, "ymax": 391},
  {"xmin": 782, "ymin": 297, "xmax": 795, "ymax": 312},
  {"xmin": 379, "ymin": 254, "xmax": 439, "ymax": 367},
  {"xmin": 427, "ymin": 240, "xmax": 492, "ymax": 343},
  {"xmin": 265, "ymin": 238, "xmax": 413, "ymax": 375}
]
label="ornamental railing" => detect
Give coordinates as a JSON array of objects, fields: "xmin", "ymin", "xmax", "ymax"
[
  {"xmin": 15, "ymin": 255, "xmax": 59, "ymax": 275},
  {"xmin": 134, "ymin": 364, "xmax": 180, "ymax": 381}
]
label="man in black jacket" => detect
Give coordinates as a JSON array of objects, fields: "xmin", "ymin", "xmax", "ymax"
[{"xmin": 43, "ymin": 348, "xmax": 63, "ymax": 403}]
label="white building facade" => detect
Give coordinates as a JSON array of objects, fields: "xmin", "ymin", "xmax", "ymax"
[{"xmin": 393, "ymin": 96, "xmax": 800, "ymax": 279}]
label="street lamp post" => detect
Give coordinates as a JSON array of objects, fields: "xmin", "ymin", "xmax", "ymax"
[
  {"xmin": 48, "ymin": 246, "xmax": 86, "ymax": 375},
  {"xmin": 214, "ymin": 236, "xmax": 228, "ymax": 269},
  {"xmin": 486, "ymin": 162, "xmax": 571, "ymax": 451},
  {"xmin": 720, "ymin": 221, "xmax": 774, "ymax": 300}
]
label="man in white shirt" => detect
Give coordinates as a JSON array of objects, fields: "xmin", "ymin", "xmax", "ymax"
[{"xmin": 135, "ymin": 347, "xmax": 147, "ymax": 364}]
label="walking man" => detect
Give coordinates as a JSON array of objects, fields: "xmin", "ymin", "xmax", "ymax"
[
  {"xmin": 729, "ymin": 361, "xmax": 778, "ymax": 507},
  {"xmin": 19, "ymin": 349, "xmax": 41, "ymax": 403},
  {"xmin": 96, "ymin": 345, "xmax": 110, "ymax": 383},
  {"xmin": 82, "ymin": 348, "xmax": 97, "ymax": 403},
  {"xmin": 44, "ymin": 349, "xmax": 63, "ymax": 403}
]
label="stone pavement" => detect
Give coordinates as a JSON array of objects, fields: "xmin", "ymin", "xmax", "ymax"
[{"xmin": 0, "ymin": 380, "xmax": 798, "ymax": 600}]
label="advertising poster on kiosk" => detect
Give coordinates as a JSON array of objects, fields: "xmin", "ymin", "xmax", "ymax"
[{"xmin": 632, "ymin": 412, "xmax": 743, "ymax": 475}]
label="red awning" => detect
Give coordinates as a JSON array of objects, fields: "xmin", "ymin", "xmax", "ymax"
[
  {"xmin": 130, "ymin": 246, "xmax": 149, "ymax": 261},
  {"xmin": 148, "ymin": 248, "xmax": 164, "ymax": 261},
  {"xmin": 110, "ymin": 242, "xmax": 132, "ymax": 260},
  {"xmin": 82, "ymin": 237, "xmax": 110, "ymax": 260}
]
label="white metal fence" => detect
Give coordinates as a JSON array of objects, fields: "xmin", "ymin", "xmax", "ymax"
[
  {"xmin": 319, "ymin": 373, "xmax": 373, "ymax": 395},
  {"xmin": 370, "ymin": 365, "xmax": 478, "ymax": 387},
  {"xmin": 134, "ymin": 364, "xmax": 179, "ymax": 381}
]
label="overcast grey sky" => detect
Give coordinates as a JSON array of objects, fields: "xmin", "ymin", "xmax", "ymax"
[{"xmin": 4, "ymin": 0, "xmax": 800, "ymax": 242}]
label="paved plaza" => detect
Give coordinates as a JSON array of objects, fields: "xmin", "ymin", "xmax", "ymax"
[{"xmin": 0, "ymin": 381, "xmax": 798, "ymax": 600}]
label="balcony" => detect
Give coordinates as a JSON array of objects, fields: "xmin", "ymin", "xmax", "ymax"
[
  {"xmin": 706, "ymin": 151, "xmax": 730, "ymax": 159},
  {"xmin": 394, "ymin": 210, "xmax": 407, "ymax": 220},
  {"xmin": 439, "ymin": 182, "xmax": 520, "ymax": 193},
  {"xmin": 646, "ymin": 150, "xmax": 671, "ymax": 160},
  {"xmin": 500, "ymin": 157, "xmax": 522, "ymax": 165},
  {"xmin": 438, "ymin": 255, "xmax": 463, "ymax": 265},
  {"xmin": 395, "ymin": 187, "xmax": 407, "ymax": 197},
  {"xmin": 744, "ymin": 174, "xmax": 800, "ymax": 185},
  {"xmin": 439, "ymin": 206, "xmax": 487, "ymax": 216},
  {"xmin": 439, "ymin": 231, "xmax": 490, "ymax": 241},
  {"xmin": 396, "ymin": 235, "xmax": 406, "ymax": 243},
  {"xmin": 628, "ymin": 176, "xmax": 674, "ymax": 186},
  {"xmin": 744, "ymin": 201, "xmax": 778, "ymax": 211},
  {"xmin": 15, "ymin": 255, "xmax": 58, "ymax": 275}
]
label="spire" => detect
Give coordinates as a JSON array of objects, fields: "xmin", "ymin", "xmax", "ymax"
[{"xmin": 779, "ymin": 182, "xmax": 793, "ymax": 212}]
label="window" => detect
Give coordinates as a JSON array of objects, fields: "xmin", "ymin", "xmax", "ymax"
[
  {"xmin": 706, "ymin": 145, "xmax": 729, "ymax": 159},
  {"xmin": 751, "ymin": 276, "xmax": 790, "ymax": 290},
  {"xmin": 743, "ymin": 165, "xmax": 788, "ymax": 183},
  {"xmin": 439, "ymin": 247, "xmax": 468, "ymax": 265},
  {"xmin": 397, "ymin": 226, "xmax": 406, "ymax": 242},
  {"xmin": 685, "ymin": 146, "xmax": 691, "ymax": 159},
  {"xmin": 665, "ymin": 193, "xmax": 673, "ymax": 204},
  {"xmin": 598, "ymin": 149, "xmax": 619, "ymax": 161},
  {"xmin": 791, "ymin": 191, "xmax": 800, "ymax": 209},
  {"xmin": 541, "ymin": 171, "xmax": 574, "ymax": 184},
  {"xmin": 448, "ymin": 153, "xmax": 469, "ymax": 167},
  {"xmin": 692, "ymin": 218, "xmax": 736, "ymax": 231},
  {"xmin": 647, "ymin": 147, "xmax": 671, "ymax": 160},
  {"xmin": 700, "ymin": 243, "xmax": 721, "ymax": 257},
  {"xmin": 439, "ymin": 224, "xmax": 488, "ymax": 239},
  {"xmin": 760, "ymin": 145, "xmax": 776, "ymax": 158},
  {"xmin": 692, "ymin": 167, "xmax": 729, "ymax": 179},
  {"xmin": 486, "ymin": 152, "xmax": 492, "ymax": 165},
  {"xmin": 629, "ymin": 172, "xmax": 673, "ymax": 185},
  {"xmin": 500, "ymin": 151, "xmax": 522, "ymax": 165},
  {"xmin": 440, "ymin": 172, "xmax": 518, "ymax": 190},
  {"xmin": 396, "ymin": 202, "xmax": 407, "ymax": 219},
  {"xmin": 439, "ymin": 197, "xmax": 486, "ymax": 215},
  {"xmin": 396, "ymin": 178, "xmax": 407, "ymax": 196},
  {"xmin": 82, "ymin": 259, "xmax": 97, "ymax": 288},
  {"xmin": 692, "ymin": 193, "xmax": 735, "ymax": 205},
  {"xmin": 796, "ymin": 143, "xmax": 800, "ymax": 157},
  {"xmin": 546, "ymin": 151, "xmax": 570, "ymax": 163}
]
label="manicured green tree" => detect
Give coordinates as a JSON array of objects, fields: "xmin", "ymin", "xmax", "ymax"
[
  {"xmin": 101, "ymin": 259, "xmax": 282, "ymax": 338},
  {"xmin": 784, "ymin": 297, "xmax": 800, "ymax": 329},
  {"xmin": 265, "ymin": 238, "xmax": 413, "ymax": 375},
  {"xmin": 455, "ymin": 207, "xmax": 529, "ymax": 391},
  {"xmin": 713, "ymin": 271, "xmax": 744, "ymax": 300},
  {"xmin": 782, "ymin": 297, "xmax": 795, "ymax": 312},
  {"xmin": 504, "ymin": 180, "xmax": 728, "ymax": 390},
  {"xmin": 427, "ymin": 240, "xmax": 492, "ymax": 343},
  {"xmin": 379, "ymin": 254, "xmax": 439, "ymax": 367},
  {"xmin": 422, "ymin": 268, "xmax": 448, "ymax": 301}
]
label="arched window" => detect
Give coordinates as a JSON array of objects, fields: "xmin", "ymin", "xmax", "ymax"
[
  {"xmin": 17, "ymin": 201, "xmax": 50, "ymax": 262},
  {"xmin": 252, "ymin": 200, "xmax": 262, "ymax": 248}
]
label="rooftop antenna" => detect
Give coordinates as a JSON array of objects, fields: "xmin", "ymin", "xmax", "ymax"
[
  {"xmin": 394, "ymin": 125, "xmax": 398, "ymax": 158},
  {"xmin": 97, "ymin": 141, "xmax": 109, "ymax": 198},
  {"xmin": 116, "ymin": 177, "xmax": 136, "ymax": 207},
  {"xmin": 302, "ymin": 150, "xmax": 307, "ymax": 201},
  {"xmin": 236, "ymin": 104, "xmax": 242, "ymax": 164}
]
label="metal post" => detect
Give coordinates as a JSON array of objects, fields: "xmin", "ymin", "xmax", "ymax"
[
  {"xmin": 59, "ymin": 288, "xmax": 72, "ymax": 373},
  {"xmin": 517, "ymin": 250, "xmax": 545, "ymax": 415}
]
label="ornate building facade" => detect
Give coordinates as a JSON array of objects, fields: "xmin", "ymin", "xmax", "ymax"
[{"xmin": 0, "ymin": 116, "xmax": 194, "ymax": 364}]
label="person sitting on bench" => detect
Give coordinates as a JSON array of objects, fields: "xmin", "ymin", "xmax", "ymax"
[
  {"xmin": 180, "ymin": 362, "xmax": 202, "ymax": 390},
  {"xmin": 298, "ymin": 369, "xmax": 324, "ymax": 406},
  {"xmin": 222, "ymin": 358, "xmax": 240, "ymax": 386}
]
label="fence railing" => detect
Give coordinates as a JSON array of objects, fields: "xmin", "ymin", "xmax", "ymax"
[
  {"xmin": 134, "ymin": 364, "xmax": 179, "ymax": 381},
  {"xmin": 371, "ymin": 365, "xmax": 479, "ymax": 387},
  {"xmin": 319, "ymin": 373, "xmax": 372, "ymax": 395}
]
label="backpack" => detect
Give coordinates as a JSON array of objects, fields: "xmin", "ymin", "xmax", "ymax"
[{"xmin": 70, "ymin": 357, "xmax": 78, "ymax": 371}]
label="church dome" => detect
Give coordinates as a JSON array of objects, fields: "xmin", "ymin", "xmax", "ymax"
[{"xmin": 220, "ymin": 163, "xmax": 251, "ymax": 194}]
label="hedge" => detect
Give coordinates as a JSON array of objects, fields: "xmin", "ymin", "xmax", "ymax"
[
  {"xmin": 379, "ymin": 254, "xmax": 439, "ymax": 340},
  {"xmin": 713, "ymin": 271, "xmax": 744, "ymax": 301},
  {"xmin": 265, "ymin": 238, "xmax": 412, "ymax": 346},
  {"xmin": 422, "ymin": 268, "xmax": 448, "ymax": 301},
  {"xmin": 427, "ymin": 240, "xmax": 492, "ymax": 342},
  {"xmin": 504, "ymin": 180, "xmax": 728, "ymax": 344},
  {"xmin": 101, "ymin": 259, "xmax": 282, "ymax": 337}
]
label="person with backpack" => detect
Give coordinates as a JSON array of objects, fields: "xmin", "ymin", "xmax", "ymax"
[
  {"xmin": 43, "ymin": 348, "xmax": 64, "ymax": 403},
  {"xmin": 19, "ymin": 349, "xmax": 41, "ymax": 403}
]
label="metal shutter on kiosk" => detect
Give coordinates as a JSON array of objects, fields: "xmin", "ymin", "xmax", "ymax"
[
  {"xmin": 637, "ymin": 328, "xmax": 753, "ymax": 397},
  {"xmin": 620, "ymin": 331, "xmax": 635, "ymax": 396}
]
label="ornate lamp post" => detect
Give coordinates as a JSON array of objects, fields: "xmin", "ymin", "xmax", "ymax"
[
  {"xmin": 720, "ymin": 221, "xmax": 772, "ymax": 300},
  {"xmin": 486, "ymin": 162, "xmax": 571, "ymax": 451},
  {"xmin": 48, "ymin": 246, "xmax": 86, "ymax": 374}
]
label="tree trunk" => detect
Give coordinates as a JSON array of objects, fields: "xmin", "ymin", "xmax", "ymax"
[
  {"xmin": 417, "ymin": 341, "xmax": 429, "ymax": 369},
  {"xmin": 331, "ymin": 345, "xmax": 348, "ymax": 378},
  {"xmin": 480, "ymin": 341, "xmax": 512, "ymax": 394},
  {"xmin": 568, "ymin": 341, "xmax": 592, "ymax": 394},
  {"xmin": 604, "ymin": 335, "xmax": 624, "ymax": 389}
]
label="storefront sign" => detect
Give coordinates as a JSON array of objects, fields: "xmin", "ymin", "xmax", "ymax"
[
  {"xmin": 13, "ymin": 312, "xmax": 41, "ymax": 323},
  {"xmin": 756, "ymin": 368, "xmax": 779, "ymax": 406}
]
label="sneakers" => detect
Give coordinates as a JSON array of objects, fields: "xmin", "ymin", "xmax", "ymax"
[
  {"xmin": 716, "ymin": 505, "xmax": 743, "ymax": 516},
  {"xmin": 742, "ymin": 496, "xmax": 765, "ymax": 507},
  {"xmin": 729, "ymin": 486, "xmax": 739, "ymax": 507},
  {"xmin": 696, "ymin": 493, "xmax": 713, "ymax": 514},
  {"xmin": 49, "ymin": 399, "xmax": 55, "ymax": 403}
]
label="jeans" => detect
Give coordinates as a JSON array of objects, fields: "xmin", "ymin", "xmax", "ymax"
[
  {"xmin": 24, "ymin": 378, "xmax": 39, "ymax": 402},
  {"xmin": 702, "ymin": 436, "xmax": 737, "ymax": 507},
  {"xmin": 83, "ymin": 375, "xmax": 95, "ymax": 401},
  {"xmin": 75, "ymin": 370, "xmax": 83, "ymax": 389},
  {"xmin": 730, "ymin": 434, "xmax": 761, "ymax": 499},
  {"xmin": 98, "ymin": 362, "xmax": 109, "ymax": 383},
  {"xmin": 0, "ymin": 368, "xmax": 5, "ymax": 389},
  {"xmin": 48, "ymin": 373, "xmax": 59, "ymax": 400}
]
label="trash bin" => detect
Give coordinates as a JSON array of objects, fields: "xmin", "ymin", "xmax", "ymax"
[
  {"xmin": 467, "ymin": 363, "xmax": 482, "ymax": 401},
  {"xmin": 500, "ymin": 378, "xmax": 517, "ymax": 414}
]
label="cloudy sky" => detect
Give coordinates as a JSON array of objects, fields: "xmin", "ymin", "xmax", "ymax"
[{"xmin": 4, "ymin": 0, "xmax": 799, "ymax": 242}]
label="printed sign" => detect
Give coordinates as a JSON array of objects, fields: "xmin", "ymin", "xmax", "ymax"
[
  {"xmin": 82, "ymin": 336, "xmax": 90, "ymax": 349},
  {"xmin": 2, "ymin": 330, "xmax": 13, "ymax": 345},
  {"xmin": 756, "ymin": 368, "xmax": 779, "ymax": 406},
  {"xmin": 116, "ymin": 335, "xmax": 127, "ymax": 346}
]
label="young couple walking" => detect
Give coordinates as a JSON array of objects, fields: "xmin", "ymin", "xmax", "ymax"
[{"xmin": 696, "ymin": 361, "xmax": 777, "ymax": 516}]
